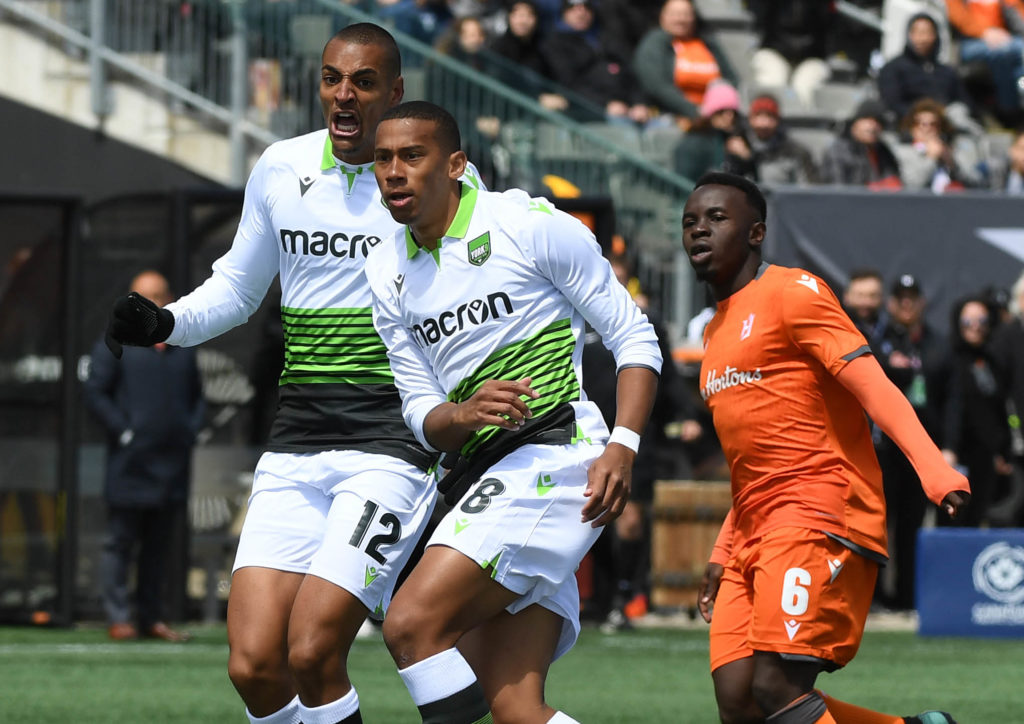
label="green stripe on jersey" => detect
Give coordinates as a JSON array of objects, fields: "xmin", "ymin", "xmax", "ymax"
[
  {"xmin": 448, "ymin": 318, "xmax": 579, "ymax": 457},
  {"xmin": 280, "ymin": 306, "xmax": 393, "ymax": 385}
]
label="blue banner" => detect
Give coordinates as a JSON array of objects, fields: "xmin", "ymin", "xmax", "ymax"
[{"xmin": 917, "ymin": 528, "xmax": 1024, "ymax": 637}]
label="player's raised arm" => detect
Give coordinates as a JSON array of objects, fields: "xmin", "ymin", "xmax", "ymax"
[{"xmin": 836, "ymin": 354, "xmax": 971, "ymax": 517}]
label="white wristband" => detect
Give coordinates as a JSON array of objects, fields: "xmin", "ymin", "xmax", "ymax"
[{"xmin": 608, "ymin": 426, "xmax": 641, "ymax": 453}]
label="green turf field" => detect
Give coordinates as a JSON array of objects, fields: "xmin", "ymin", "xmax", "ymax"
[{"xmin": 0, "ymin": 623, "xmax": 1019, "ymax": 722}]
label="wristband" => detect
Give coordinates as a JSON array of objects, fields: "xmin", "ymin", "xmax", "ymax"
[{"xmin": 608, "ymin": 426, "xmax": 641, "ymax": 452}]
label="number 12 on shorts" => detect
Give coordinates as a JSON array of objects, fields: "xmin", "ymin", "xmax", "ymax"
[{"xmin": 349, "ymin": 500, "xmax": 402, "ymax": 564}]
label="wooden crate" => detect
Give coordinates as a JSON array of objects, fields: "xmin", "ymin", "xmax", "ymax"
[{"xmin": 650, "ymin": 480, "xmax": 732, "ymax": 612}]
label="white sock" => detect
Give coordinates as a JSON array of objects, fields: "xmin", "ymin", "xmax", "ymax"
[
  {"xmin": 397, "ymin": 648, "xmax": 478, "ymax": 706},
  {"xmin": 298, "ymin": 688, "xmax": 360, "ymax": 724},
  {"xmin": 548, "ymin": 713, "xmax": 581, "ymax": 723},
  {"xmin": 246, "ymin": 696, "xmax": 300, "ymax": 724}
]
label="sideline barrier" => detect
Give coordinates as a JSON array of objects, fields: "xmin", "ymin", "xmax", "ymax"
[
  {"xmin": 917, "ymin": 528, "xmax": 1024, "ymax": 638},
  {"xmin": 650, "ymin": 480, "xmax": 731, "ymax": 614}
]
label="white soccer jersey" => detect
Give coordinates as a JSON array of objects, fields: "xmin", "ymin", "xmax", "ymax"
[
  {"xmin": 164, "ymin": 129, "xmax": 483, "ymax": 466},
  {"xmin": 367, "ymin": 185, "xmax": 663, "ymax": 457}
]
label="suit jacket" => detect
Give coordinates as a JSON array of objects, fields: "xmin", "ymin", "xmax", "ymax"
[{"xmin": 85, "ymin": 340, "xmax": 205, "ymax": 507}]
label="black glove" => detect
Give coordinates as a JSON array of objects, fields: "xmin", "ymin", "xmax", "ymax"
[{"xmin": 104, "ymin": 292, "xmax": 175, "ymax": 359}]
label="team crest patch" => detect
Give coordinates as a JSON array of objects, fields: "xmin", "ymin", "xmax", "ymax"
[{"xmin": 467, "ymin": 232, "xmax": 491, "ymax": 266}]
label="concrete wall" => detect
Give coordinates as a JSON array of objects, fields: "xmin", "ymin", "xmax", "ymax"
[{"xmin": 0, "ymin": 21, "xmax": 243, "ymax": 193}]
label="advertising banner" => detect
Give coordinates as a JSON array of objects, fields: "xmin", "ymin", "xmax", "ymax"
[
  {"xmin": 917, "ymin": 528, "xmax": 1024, "ymax": 637},
  {"xmin": 766, "ymin": 189, "xmax": 1024, "ymax": 332}
]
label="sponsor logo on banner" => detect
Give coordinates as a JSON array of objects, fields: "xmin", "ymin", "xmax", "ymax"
[{"xmin": 971, "ymin": 541, "xmax": 1024, "ymax": 626}]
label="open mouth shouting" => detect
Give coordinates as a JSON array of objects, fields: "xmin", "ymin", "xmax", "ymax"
[{"xmin": 330, "ymin": 110, "xmax": 360, "ymax": 139}]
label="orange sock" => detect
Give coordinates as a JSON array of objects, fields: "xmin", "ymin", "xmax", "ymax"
[{"xmin": 819, "ymin": 691, "xmax": 901, "ymax": 724}]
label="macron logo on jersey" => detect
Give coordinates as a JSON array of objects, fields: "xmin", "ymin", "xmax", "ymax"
[
  {"xmin": 410, "ymin": 291, "xmax": 515, "ymax": 348},
  {"xmin": 298, "ymin": 175, "xmax": 315, "ymax": 196},
  {"xmin": 279, "ymin": 230, "xmax": 382, "ymax": 259},
  {"xmin": 701, "ymin": 365, "xmax": 763, "ymax": 401},
  {"xmin": 796, "ymin": 274, "xmax": 820, "ymax": 294}
]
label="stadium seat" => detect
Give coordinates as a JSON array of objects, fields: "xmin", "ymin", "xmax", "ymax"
[
  {"xmin": 811, "ymin": 82, "xmax": 874, "ymax": 121},
  {"xmin": 787, "ymin": 126, "xmax": 840, "ymax": 166},
  {"xmin": 581, "ymin": 122, "xmax": 643, "ymax": 157},
  {"xmin": 641, "ymin": 125, "xmax": 684, "ymax": 168}
]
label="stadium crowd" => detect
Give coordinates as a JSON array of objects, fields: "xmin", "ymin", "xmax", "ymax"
[{"xmin": 345, "ymin": 0, "xmax": 1024, "ymax": 192}]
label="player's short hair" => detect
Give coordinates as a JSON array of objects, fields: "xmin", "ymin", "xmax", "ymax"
[
  {"xmin": 693, "ymin": 172, "xmax": 767, "ymax": 223},
  {"xmin": 848, "ymin": 267, "xmax": 883, "ymax": 284},
  {"xmin": 326, "ymin": 23, "xmax": 401, "ymax": 80},
  {"xmin": 380, "ymin": 101, "xmax": 462, "ymax": 154}
]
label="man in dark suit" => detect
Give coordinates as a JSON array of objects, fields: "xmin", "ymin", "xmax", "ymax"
[{"xmin": 85, "ymin": 270, "xmax": 205, "ymax": 641}]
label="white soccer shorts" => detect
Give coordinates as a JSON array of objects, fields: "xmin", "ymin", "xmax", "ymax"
[
  {"xmin": 232, "ymin": 449, "xmax": 437, "ymax": 619},
  {"xmin": 428, "ymin": 439, "xmax": 604, "ymax": 660}
]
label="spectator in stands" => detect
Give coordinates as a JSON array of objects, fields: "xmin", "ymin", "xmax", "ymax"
[
  {"xmin": 946, "ymin": 0, "xmax": 1024, "ymax": 127},
  {"xmin": 875, "ymin": 273, "xmax": 953, "ymax": 609},
  {"xmin": 489, "ymin": 0, "xmax": 569, "ymax": 112},
  {"xmin": 745, "ymin": 93, "xmax": 820, "ymax": 186},
  {"xmin": 991, "ymin": 271, "xmax": 1024, "ymax": 461},
  {"xmin": 747, "ymin": 0, "xmax": 833, "ymax": 109},
  {"xmin": 820, "ymin": 99, "xmax": 903, "ymax": 188},
  {"xmin": 372, "ymin": 0, "xmax": 452, "ymax": 47},
  {"xmin": 843, "ymin": 267, "xmax": 888, "ymax": 347},
  {"xmin": 881, "ymin": 0, "xmax": 953, "ymax": 64},
  {"xmin": 894, "ymin": 97, "xmax": 986, "ymax": 190},
  {"xmin": 992, "ymin": 128, "xmax": 1024, "ymax": 192},
  {"xmin": 878, "ymin": 12, "xmax": 978, "ymax": 123},
  {"xmin": 448, "ymin": 0, "xmax": 509, "ymax": 37},
  {"xmin": 435, "ymin": 15, "xmax": 489, "ymax": 69},
  {"xmin": 430, "ymin": 16, "xmax": 502, "ymax": 179},
  {"xmin": 541, "ymin": 0, "xmax": 651, "ymax": 126},
  {"xmin": 944, "ymin": 295, "xmax": 1013, "ymax": 526},
  {"xmin": 673, "ymin": 82, "xmax": 756, "ymax": 182},
  {"xmin": 595, "ymin": 0, "xmax": 663, "ymax": 69},
  {"xmin": 632, "ymin": 0, "xmax": 739, "ymax": 126}
]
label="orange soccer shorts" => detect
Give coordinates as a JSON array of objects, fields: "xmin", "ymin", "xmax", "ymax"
[{"xmin": 709, "ymin": 526, "xmax": 879, "ymax": 673}]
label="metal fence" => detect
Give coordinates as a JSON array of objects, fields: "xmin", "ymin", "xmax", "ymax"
[{"xmin": 0, "ymin": 0, "xmax": 699, "ymax": 336}]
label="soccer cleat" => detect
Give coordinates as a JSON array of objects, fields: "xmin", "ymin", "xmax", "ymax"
[{"xmin": 903, "ymin": 712, "xmax": 956, "ymax": 724}]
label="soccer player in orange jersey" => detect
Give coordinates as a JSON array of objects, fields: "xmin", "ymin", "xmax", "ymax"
[{"xmin": 684, "ymin": 172, "xmax": 971, "ymax": 724}]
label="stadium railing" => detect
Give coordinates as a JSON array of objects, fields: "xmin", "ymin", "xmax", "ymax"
[{"xmin": 0, "ymin": 0, "xmax": 700, "ymax": 338}]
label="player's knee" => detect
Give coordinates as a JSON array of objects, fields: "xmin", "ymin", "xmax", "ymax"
[
  {"xmin": 286, "ymin": 635, "xmax": 331, "ymax": 683},
  {"xmin": 227, "ymin": 646, "xmax": 288, "ymax": 693},
  {"xmin": 714, "ymin": 685, "xmax": 763, "ymax": 724},
  {"xmin": 749, "ymin": 675, "xmax": 793, "ymax": 719},
  {"xmin": 381, "ymin": 604, "xmax": 434, "ymax": 667}
]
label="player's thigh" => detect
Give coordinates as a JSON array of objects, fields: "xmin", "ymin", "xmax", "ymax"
[
  {"xmin": 228, "ymin": 566, "xmax": 304, "ymax": 665},
  {"xmin": 426, "ymin": 442, "xmax": 602, "ymax": 652},
  {"xmin": 388, "ymin": 544, "xmax": 522, "ymax": 641},
  {"xmin": 306, "ymin": 454, "xmax": 437, "ymax": 620},
  {"xmin": 286, "ymin": 573, "xmax": 372, "ymax": 677},
  {"xmin": 709, "ymin": 560, "xmax": 755, "ymax": 674},
  {"xmin": 748, "ymin": 528, "xmax": 878, "ymax": 669},
  {"xmin": 231, "ymin": 453, "xmax": 335, "ymax": 577},
  {"xmin": 459, "ymin": 604, "xmax": 562, "ymax": 718}
]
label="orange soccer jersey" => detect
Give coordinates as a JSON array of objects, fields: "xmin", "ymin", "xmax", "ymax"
[{"xmin": 699, "ymin": 264, "xmax": 887, "ymax": 559}]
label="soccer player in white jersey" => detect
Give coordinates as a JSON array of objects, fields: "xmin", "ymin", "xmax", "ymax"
[
  {"xmin": 367, "ymin": 101, "xmax": 663, "ymax": 724},
  {"xmin": 103, "ymin": 24, "xmax": 483, "ymax": 724}
]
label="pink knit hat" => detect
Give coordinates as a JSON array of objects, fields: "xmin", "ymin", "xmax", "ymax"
[{"xmin": 699, "ymin": 81, "xmax": 740, "ymax": 117}]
